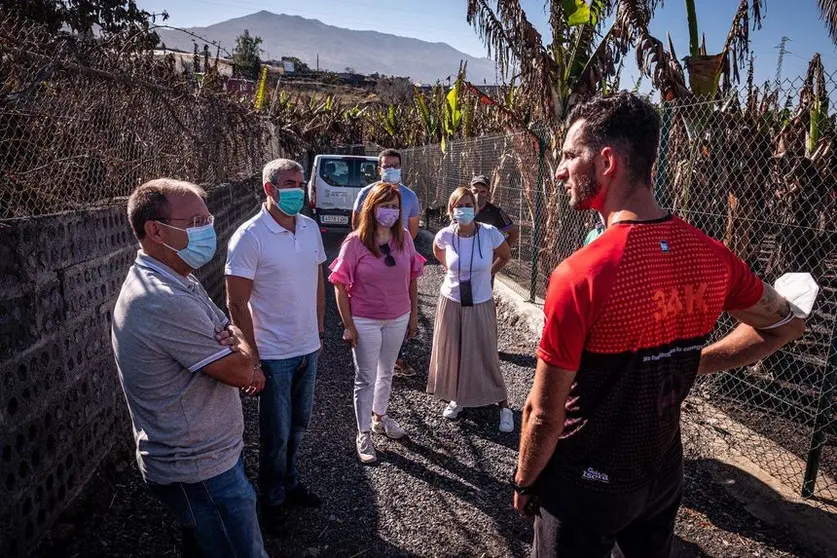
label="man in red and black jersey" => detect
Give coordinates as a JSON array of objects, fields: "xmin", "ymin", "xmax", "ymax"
[{"xmin": 513, "ymin": 92, "xmax": 806, "ymax": 558}]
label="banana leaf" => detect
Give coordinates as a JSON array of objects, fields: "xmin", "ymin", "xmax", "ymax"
[
  {"xmin": 254, "ymin": 65, "xmax": 268, "ymax": 111},
  {"xmin": 685, "ymin": 53, "xmax": 726, "ymax": 98},
  {"xmin": 561, "ymin": 0, "xmax": 597, "ymax": 26}
]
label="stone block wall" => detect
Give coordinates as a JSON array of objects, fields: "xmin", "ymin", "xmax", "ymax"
[{"xmin": 0, "ymin": 179, "xmax": 261, "ymax": 557}]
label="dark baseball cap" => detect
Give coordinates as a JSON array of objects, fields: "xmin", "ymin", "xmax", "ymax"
[{"xmin": 470, "ymin": 175, "xmax": 490, "ymax": 187}]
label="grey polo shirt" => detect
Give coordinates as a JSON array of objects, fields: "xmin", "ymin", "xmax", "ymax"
[{"xmin": 111, "ymin": 251, "xmax": 244, "ymax": 484}]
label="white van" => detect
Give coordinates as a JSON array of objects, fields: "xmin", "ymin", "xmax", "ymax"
[{"xmin": 308, "ymin": 154, "xmax": 379, "ymax": 229}]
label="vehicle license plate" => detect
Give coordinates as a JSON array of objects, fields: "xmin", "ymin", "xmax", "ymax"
[{"xmin": 321, "ymin": 215, "xmax": 348, "ymax": 225}]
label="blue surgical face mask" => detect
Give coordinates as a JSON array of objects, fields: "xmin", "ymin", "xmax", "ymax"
[
  {"xmin": 453, "ymin": 207, "xmax": 475, "ymax": 225},
  {"xmin": 160, "ymin": 221, "xmax": 217, "ymax": 270},
  {"xmin": 275, "ymin": 187, "xmax": 305, "ymax": 216},
  {"xmin": 381, "ymin": 167, "xmax": 401, "ymax": 184}
]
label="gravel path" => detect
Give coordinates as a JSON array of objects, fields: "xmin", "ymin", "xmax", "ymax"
[{"xmin": 34, "ymin": 231, "xmax": 813, "ymax": 558}]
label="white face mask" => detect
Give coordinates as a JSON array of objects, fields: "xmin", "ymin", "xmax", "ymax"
[
  {"xmin": 774, "ymin": 272, "xmax": 819, "ymax": 318},
  {"xmin": 381, "ymin": 167, "xmax": 401, "ymax": 184}
]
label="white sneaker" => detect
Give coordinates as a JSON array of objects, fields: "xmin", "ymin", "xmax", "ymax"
[
  {"xmin": 499, "ymin": 407, "xmax": 514, "ymax": 432},
  {"xmin": 356, "ymin": 432, "xmax": 376, "ymax": 464},
  {"xmin": 371, "ymin": 415, "xmax": 406, "ymax": 439},
  {"xmin": 443, "ymin": 401, "xmax": 462, "ymax": 420}
]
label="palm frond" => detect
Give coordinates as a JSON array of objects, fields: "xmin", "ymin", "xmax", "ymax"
[
  {"xmin": 467, "ymin": 0, "xmax": 518, "ymax": 75},
  {"xmin": 817, "ymin": 0, "xmax": 837, "ymax": 44},
  {"xmin": 471, "ymin": 1, "xmax": 669, "ymax": 119},
  {"xmin": 723, "ymin": 0, "xmax": 763, "ymax": 68},
  {"xmin": 468, "ymin": 0, "xmax": 561, "ymax": 118},
  {"xmin": 616, "ymin": 0, "xmax": 688, "ymax": 100},
  {"xmin": 571, "ymin": 19, "xmax": 620, "ymax": 98}
]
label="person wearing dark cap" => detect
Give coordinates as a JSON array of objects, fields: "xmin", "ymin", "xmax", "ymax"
[{"xmin": 471, "ymin": 175, "xmax": 520, "ymax": 249}]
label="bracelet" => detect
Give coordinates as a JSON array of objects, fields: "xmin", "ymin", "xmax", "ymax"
[
  {"xmin": 511, "ymin": 467, "xmax": 537, "ymax": 495},
  {"xmin": 249, "ymin": 362, "xmax": 261, "ymax": 385},
  {"xmin": 756, "ymin": 308, "xmax": 795, "ymax": 330}
]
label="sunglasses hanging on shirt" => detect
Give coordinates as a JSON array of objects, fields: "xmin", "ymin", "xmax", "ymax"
[{"xmin": 379, "ymin": 243, "xmax": 396, "ymax": 267}]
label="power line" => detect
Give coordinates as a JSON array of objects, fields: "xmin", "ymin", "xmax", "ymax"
[
  {"xmin": 152, "ymin": 24, "xmax": 233, "ymax": 58},
  {"xmin": 774, "ymin": 36, "xmax": 790, "ymax": 85}
]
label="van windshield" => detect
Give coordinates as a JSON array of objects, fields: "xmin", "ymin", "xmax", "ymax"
[{"xmin": 318, "ymin": 158, "xmax": 379, "ymax": 188}]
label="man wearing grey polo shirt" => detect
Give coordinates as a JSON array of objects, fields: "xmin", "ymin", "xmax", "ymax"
[
  {"xmin": 112, "ymin": 179, "xmax": 268, "ymax": 557},
  {"xmin": 226, "ymin": 158, "xmax": 327, "ymax": 526}
]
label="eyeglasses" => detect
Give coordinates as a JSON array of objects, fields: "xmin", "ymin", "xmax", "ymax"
[
  {"xmin": 381, "ymin": 163, "xmax": 401, "ymax": 169},
  {"xmin": 158, "ymin": 214, "xmax": 215, "ymax": 228},
  {"xmin": 379, "ymin": 243, "xmax": 396, "ymax": 267}
]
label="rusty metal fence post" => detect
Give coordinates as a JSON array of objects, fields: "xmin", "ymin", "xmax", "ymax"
[
  {"xmin": 802, "ymin": 316, "xmax": 837, "ymax": 498},
  {"xmin": 528, "ymin": 138, "xmax": 547, "ymax": 303}
]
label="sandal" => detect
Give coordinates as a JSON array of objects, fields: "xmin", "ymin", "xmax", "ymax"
[{"xmin": 393, "ymin": 360, "xmax": 417, "ymax": 377}]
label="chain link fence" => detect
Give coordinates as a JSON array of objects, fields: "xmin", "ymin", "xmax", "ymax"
[
  {"xmin": 0, "ymin": 15, "xmax": 292, "ymax": 219},
  {"xmin": 401, "ymin": 76, "xmax": 837, "ymax": 508},
  {"xmin": 402, "ymin": 128, "xmax": 579, "ymax": 301}
]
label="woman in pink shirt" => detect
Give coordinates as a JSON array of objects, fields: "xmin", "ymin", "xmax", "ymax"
[{"xmin": 329, "ymin": 182, "xmax": 425, "ymax": 464}]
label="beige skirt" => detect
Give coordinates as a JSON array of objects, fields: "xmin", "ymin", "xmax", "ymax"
[{"xmin": 426, "ymin": 295, "xmax": 508, "ymax": 407}]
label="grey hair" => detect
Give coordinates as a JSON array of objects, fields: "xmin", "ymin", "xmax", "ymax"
[{"xmin": 262, "ymin": 158, "xmax": 304, "ymax": 185}]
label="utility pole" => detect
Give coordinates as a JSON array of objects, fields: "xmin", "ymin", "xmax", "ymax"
[
  {"xmin": 775, "ymin": 36, "xmax": 790, "ymax": 85},
  {"xmin": 317, "ymin": 53, "xmax": 319, "ymax": 71}
]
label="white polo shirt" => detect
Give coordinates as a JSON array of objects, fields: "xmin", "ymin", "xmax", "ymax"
[{"xmin": 225, "ymin": 205, "xmax": 327, "ymax": 360}]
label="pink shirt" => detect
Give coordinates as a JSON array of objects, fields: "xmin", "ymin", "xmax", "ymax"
[{"xmin": 329, "ymin": 233, "xmax": 425, "ymax": 320}]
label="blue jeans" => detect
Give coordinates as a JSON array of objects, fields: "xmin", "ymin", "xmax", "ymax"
[
  {"xmin": 147, "ymin": 454, "xmax": 267, "ymax": 558},
  {"xmin": 260, "ymin": 351, "xmax": 319, "ymax": 507}
]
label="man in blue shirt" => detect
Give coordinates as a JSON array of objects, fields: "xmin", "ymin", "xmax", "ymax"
[
  {"xmin": 351, "ymin": 148, "xmax": 421, "ymax": 238},
  {"xmin": 351, "ymin": 148, "xmax": 421, "ymax": 377}
]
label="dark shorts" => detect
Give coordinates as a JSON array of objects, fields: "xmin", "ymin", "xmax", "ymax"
[{"xmin": 532, "ymin": 462, "xmax": 683, "ymax": 558}]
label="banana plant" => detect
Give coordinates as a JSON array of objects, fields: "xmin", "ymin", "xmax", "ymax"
[
  {"xmin": 441, "ymin": 69, "xmax": 464, "ymax": 153},
  {"xmin": 254, "ymin": 65, "xmax": 268, "ymax": 111},
  {"xmin": 683, "ymin": 0, "xmax": 763, "ymax": 99},
  {"xmin": 414, "ymin": 85, "xmax": 441, "ymax": 143},
  {"xmin": 384, "ymin": 104, "xmax": 398, "ymax": 137},
  {"xmin": 462, "ymin": 93, "xmax": 477, "ymax": 138},
  {"xmin": 465, "ymin": 0, "xmax": 680, "ymax": 127},
  {"xmin": 806, "ymin": 54, "xmax": 829, "ymax": 156},
  {"xmin": 341, "ymin": 103, "xmax": 368, "ymax": 145},
  {"xmin": 662, "ymin": 0, "xmax": 766, "ymax": 213},
  {"xmin": 766, "ymin": 53, "xmax": 835, "ymax": 285}
]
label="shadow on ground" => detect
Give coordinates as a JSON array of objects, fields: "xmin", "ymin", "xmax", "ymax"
[{"xmin": 30, "ymin": 229, "xmax": 825, "ymax": 558}]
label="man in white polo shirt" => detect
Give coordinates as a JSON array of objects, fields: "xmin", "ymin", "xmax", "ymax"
[
  {"xmin": 226, "ymin": 158, "xmax": 327, "ymax": 525},
  {"xmin": 112, "ymin": 178, "xmax": 267, "ymax": 557}
]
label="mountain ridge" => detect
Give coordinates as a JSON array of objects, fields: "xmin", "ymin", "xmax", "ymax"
[{"xmin": 156, "ymin": 11, "xmax": 498, "ymax": 85}]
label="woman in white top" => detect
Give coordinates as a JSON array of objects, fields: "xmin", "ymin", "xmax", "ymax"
[{"xmin": 427, "ymin": 187, "xmax": 513, "ymax": 432}]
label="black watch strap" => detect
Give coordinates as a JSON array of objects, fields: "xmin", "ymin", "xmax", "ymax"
[
  {"xmin": 319, "ymin": 331, "xmax": 325, "ymax": 340},
  {"xmin": 511, "ymin": 467, "xmax": 537, "ymax": 495}
]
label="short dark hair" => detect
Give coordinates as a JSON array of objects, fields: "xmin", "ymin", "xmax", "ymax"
[
  {"xmin": 378, "ymin": 148, "xmax": 402, "ymax": 165},
  {"xmin": 566, "ymin": 91, "xmax": 661, "ymax": 184},
  {"xmin": 127, "ymin": 178, "xmax": 206, "ymax": 240}
]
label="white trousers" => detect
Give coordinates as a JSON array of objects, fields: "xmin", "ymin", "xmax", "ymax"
[{"xmin": 352, "ymin": 312, "xmax": 410, "ymax": 433}]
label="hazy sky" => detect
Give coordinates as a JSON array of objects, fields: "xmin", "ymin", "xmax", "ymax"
[{"xmin": 140, "ymin": 0, "xmax": 836, "ymax": 90}]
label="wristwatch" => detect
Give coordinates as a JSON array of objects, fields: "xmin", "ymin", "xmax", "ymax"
[
  {"xmin": 318, "ymin": 331, "xmax": 325, "ymax": 340},
  {"xmin": 511, "ymin": 466, "xmax": 537, "ymax": 495}
]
